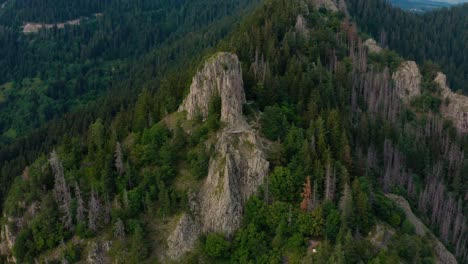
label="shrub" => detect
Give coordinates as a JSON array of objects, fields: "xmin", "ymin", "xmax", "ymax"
[{"xmin": 204, "ymin": 233, "xmax": 230, "ymax": 258}]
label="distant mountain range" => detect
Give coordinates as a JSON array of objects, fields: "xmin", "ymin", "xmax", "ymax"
[{"xmin": 390, "ymin": 0, "xmax": 466, "ymax": 11}]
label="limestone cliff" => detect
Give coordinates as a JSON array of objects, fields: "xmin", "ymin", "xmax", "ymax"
[
  {"xmin": 168, "ymin": 52, "xmax": 269, "ymax": 259},
  {"xmin": 178, "ymin": 52, "xmax": 246, "ymax": 127},
  {"xmin": 392, "ymin": 61, "xmax": 422, "ymax": 103},
  {"xmin": 434, "ymin": 72, "xmax": 468, "ymax": 133},
  {"xmin": 363, "ymin": 38, "xmax": 382, "ymax": 54},
  {"xmin": 391, "ymin": 61, "xmax": 468, "ymax": 134},
  {"xmin": 166, "ymin": 214, "xmax": 200, "ymax": 259}
]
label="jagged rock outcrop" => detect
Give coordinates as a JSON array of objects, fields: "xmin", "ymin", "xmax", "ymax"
[
  {"xmin": 390, "ymin": 61, "xmax": 467, "ymax": 133},
  {"xmin": 178, "ymin": 52, "xmax": 246, "ymax": 127},
  {"xmin": 386, "ymin": 194, "xmax": 458, "ymax": 264},
  {"xmin": 0, "ymin": 223, "xmax": 16, "ymax": 263},
  {"xmin": 363, "ymin": 38, "xmax": 382, "ymax": 54},
  {"xmin": 434, "ymin": 72, "xmax": 468, "ymax": 133},
  {"xmin": 392, "ymin": 61, "xmax": 422, "ymax": 103},
  {"xmin": 169, "ymin": 52, "xmax": 269, "ymax": 259},
  {"xmin": 367, "ymin": 223, "xmax": 395, "ymax": 250},
  {"xmin": 166, "ymin": 214, "xmax": 200, "ymax": 259},
  {"xmin": 199, "ymin": 127, "xmax": 269, "ymax": 235},
  {"xmin": 295, "ymin": 15, "xmax": 309, "ymax": 36}
]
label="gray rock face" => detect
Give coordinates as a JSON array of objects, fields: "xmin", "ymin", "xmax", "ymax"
[
  {"xmin": 392, "ymin": 61, "xmax": 422, "ymax": 103},
  {"xmin": 391, "ymin": 62, "xmax": 467, "ymax": 134},
  {"xmin": 434, "ymin": 72, "xmax": 468, "ymax": 133},
  {"xmin": 166, "ymin": 214, "xmax": 200, "ymax": 259},
  {"xmin": 363, "ymin": 38, "xmax": 382, "ymax": 54},
  {"xmin": 178, "ymin": 52, "xmax": 246, "ymax": 127},
  {"xmin": 169, "ymin": 52, "xmax": 269, "ymax": 259},
  {"xmin": 0, "ymin": 224, "xmax": 16, "ymax": 263},
  {"xmin": 367, "ymin": 223, "xmax": 395, "ymax": 250},
  {"xmin": 295, "ymin": 15, "xmax": 309, "ymax": 36},
  {"xmin": 199, "ymin": 128, "xmax": 269, "ymax": 235}
]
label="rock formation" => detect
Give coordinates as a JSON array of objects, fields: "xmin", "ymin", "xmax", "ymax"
[
  {"xmin": 166, "ymin": 214, "xmax": 200, "ymax": 259},
  {"xmin": 0, "ymin": 223, "xmax": 16, "ymax": 263},
  {"xmin": 386, "ymin": 194, "xmax": 458, "ymax": 264},
  {"xmin": 178, "ymin": 52, "xmax": 246, "ymax": 127},
  {"xmin": 199, "ymin": 127, "xmax": 269, "ymax": 235},
  {"xmin": 169, "ymin": 52, "xmax": 269, "ymax": 259},
  {"xmin": 390, "ymin": 60, "xmax": 468, "ymax": 134},
  {"xmin": 367, "ymin": 223, "xmax": 395, "ymax": 250},
  {"xmin": 363, "ymin": 38, "xmax": 382, "ymax": 54},
  {"xmin": 434, "ymin": 72, "xmax": 468, "ymax": 133},
  {"xmin": 392, "ymin": 61, "xmax": 422, "ymax": 103},
  {"xmin": 295, "ymin": 15, "xmax": 309, "ymax": 36}
]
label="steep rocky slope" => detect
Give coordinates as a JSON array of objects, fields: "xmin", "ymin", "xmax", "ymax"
[
  {"xmin": 392, "ymin": 61, "xmax": 421, "ymax": 102},
  {"xmin": 386, "ymin": 194, "xmax": 458, "ymax": 264},
  {"xmin": 168, "ymin": 52, "xmax": 269, "ymax": 259},
  {"xmin": 387, "ymin": 50, "xmax": 468, "ymax": 134},
  {"xmin": 435, "ymin": 73, "xmax": 468, "ymax": 133}
]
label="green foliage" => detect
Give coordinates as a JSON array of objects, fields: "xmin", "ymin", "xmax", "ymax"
[
  {"xmin": 261, "ymin": 105, "xmax": 289, "ymax": 141},
  {"xmin": 410, "ymin": 93, "xmax": 442, "ymax": 113},
  {"xmin": 231, "ymin": 223, "xmax": 269, "ymax": 263},
  {"xmin": 63, "ymin": 243, "xmax": 81, "ymax": 263},
  {"xmin": 373, "ymin": 193, "xmax": 405, "ymax": 228},
  {"xmin": 13, "ymin": 195, "xmax": 66, "ymax": 262},
  {"xmin": 204, "ymin": 233, "xmax": 230, "ymax": 258},
  {"xmin": 188, "ymin": 144, "xmax": 211, "ymax": 180},
  {"xmin": 324, "ymin": 208, "xmax": 341, "ymax": 242},
  {"xmin": 396, "ymin": 235, "xmax": 434, "ymax": 263},
  {"xmin": 269, "ymin": 166, "xmax": 297, "ymax": 202},
  {"xmin": 368, "ymin": 49, "xmax": 403, "ymax": 72},
  {"xmin": 348, "ymin": 0, "xmax": 468, "ymax": 93},
  {"xmin": 1, "ymin": 0, "xmax": 463, "ymax": 262},
  {"xmin": 206, "ymin": 94, "xmax": 222, "ymax": 131}
]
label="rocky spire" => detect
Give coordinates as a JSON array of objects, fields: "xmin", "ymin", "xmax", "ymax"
[
  {"xmin": 178, "ymin": 52, "xmax": 246, "ymax": 127},
  {"xmin": 392, "ymin": 61, "xmax": 422, "ymax": 103},
  {"xmin": 168, "ymin": 52, "xmax": 269, "ymax": 259},
  {"xmin": 434, "ymin": 72, "xmax": 468, "ymax": 133}
]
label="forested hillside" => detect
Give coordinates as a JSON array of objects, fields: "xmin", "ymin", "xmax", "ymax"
[
  {"xmin": 0, "ymin": 0, "xmax": 260, "ymax": 218},
  {"xmin": 347, "ymin": 0, "xmax": 468, "ymax": 93},
  {"xmin": 0, "ymin": 0, "xmax": 467, "ymax": 263},
  {"xmin": 0, "ymin": 0, "xmax": 262, "ymax": 146}
]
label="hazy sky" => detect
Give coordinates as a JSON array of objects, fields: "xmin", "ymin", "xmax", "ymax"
[{"xmin": 433, "ymin": 0, "xmax": 468, "ymax": 3}]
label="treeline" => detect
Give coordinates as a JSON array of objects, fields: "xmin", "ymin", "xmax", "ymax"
[
  {"xmin": 347, "ymin": 0, "xmax": 468, "ymax": 93},
  {"xmin": 0, "ymin": 0, "xmax": 111, "ymax": 25}
]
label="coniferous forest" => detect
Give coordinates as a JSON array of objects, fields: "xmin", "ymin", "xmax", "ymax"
[
  {"xmin": 347, "ymin": 0, "xmax": 468, "ymax": 93},
  {"xmin": 0, "ymin": 0, "xmax": 467, "ymax": 263}
]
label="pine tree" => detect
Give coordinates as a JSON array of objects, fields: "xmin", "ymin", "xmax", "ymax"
[
  {"xmin": 114, "ymin": 141, "xmax": 125, "ymax": 176},
  {"xmin": 324, "ymin": 160, "xmax": 336, "ymax": 201},
  {"xmin": 49, "ymin": 150, "xmax": 73, "ymax": 230},
  {"xmin": 158, "ymin": 181, "xmax": 170, "ymax": 218},
  {"xmin": 88, "ymin": 188, "xmax": 101, "ymax": 232},
  {"xmin": 339, "ymin": 183, "xmax": 353, "ymax": 228},
  {"xmin": 74, "ymin": 182, "xmax": 86, "ymax": 225},
  {"xmin": 300, "ymin": 176, "xmax": 313, "ymax": 211}
]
